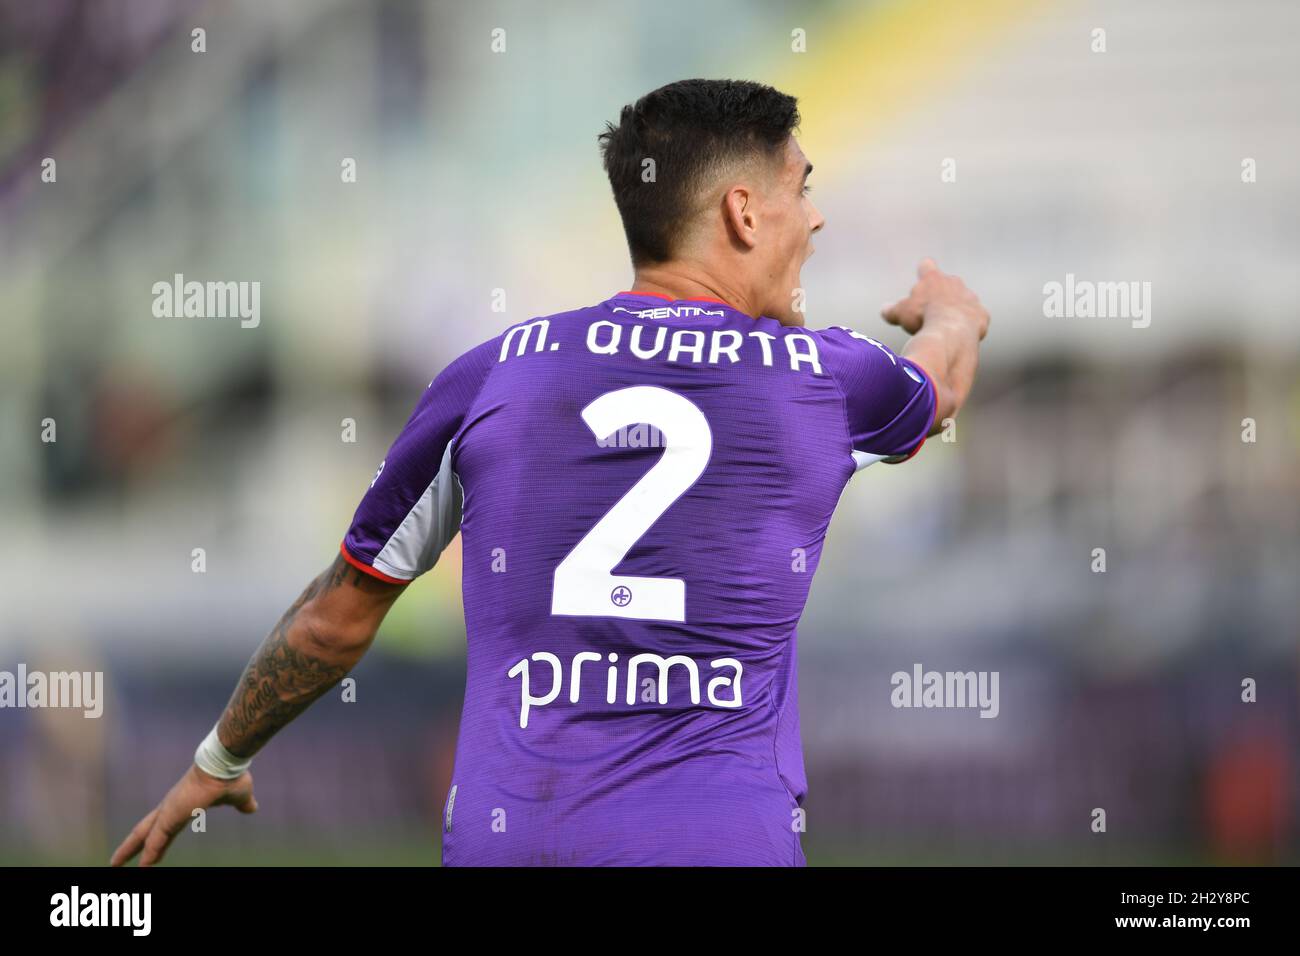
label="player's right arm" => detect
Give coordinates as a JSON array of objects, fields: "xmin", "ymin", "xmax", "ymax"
[
  {"xmin": 110, "ymin": 556, "xmax": 405, "ymax": 867},
  {"xmin": 111, "ymin": 334, "xmax": 499, "ymax": 867},
  {"xmin": 881, "ymin": 258, "xmax": 990, "ymax": 434}
]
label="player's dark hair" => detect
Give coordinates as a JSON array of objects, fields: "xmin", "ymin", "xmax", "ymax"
[{"xmin": 598, "ymin": 78, "xmax": 800, "ymax": 266}]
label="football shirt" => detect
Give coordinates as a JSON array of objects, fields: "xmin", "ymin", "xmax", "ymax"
[{"xmin": 342, "ymin": 291, "xmax": 936, "ymax": 866}]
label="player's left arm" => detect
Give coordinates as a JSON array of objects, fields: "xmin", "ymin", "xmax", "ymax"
[
  {"xmin": 818, "ymin": 258, "xmax": 989, "ymax": 469},
  {"xmin": 881, "ymin": 258, "xmax": 990, "ymax": 435},
  {"xmin": 816, "ymin": 323, "xmax": 940, "ymax": 469}
]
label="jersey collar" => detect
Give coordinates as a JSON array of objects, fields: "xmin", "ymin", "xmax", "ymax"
[{"xmin": 614, "ymin": 290, "xmax": 745, "ymax": 312}]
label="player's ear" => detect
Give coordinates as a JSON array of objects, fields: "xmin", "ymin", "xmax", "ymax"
[{"xmin": 722, "ymin": 184, "xmax": 758, "ymax": 250}]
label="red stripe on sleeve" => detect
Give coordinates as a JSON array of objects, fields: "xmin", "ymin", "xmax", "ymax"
[{"xmin": 339, "ymin": 541, "xmax": 411, "ymax": 584}]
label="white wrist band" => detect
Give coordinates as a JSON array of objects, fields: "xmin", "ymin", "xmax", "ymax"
[{"xmin": 194, "ymin": 724, "xmax": 252, "ymax": 779}]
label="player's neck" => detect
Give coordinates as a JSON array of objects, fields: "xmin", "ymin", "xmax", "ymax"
[{"xmin": 628, "ymin": 265, "xmax": 756, "ymax": 318}]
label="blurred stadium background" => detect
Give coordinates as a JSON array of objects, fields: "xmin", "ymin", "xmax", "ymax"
[{"xmin": 0, "ymin": 0, "xmax": 1296, "ymax": 865}]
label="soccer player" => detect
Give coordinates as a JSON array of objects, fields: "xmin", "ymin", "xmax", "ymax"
[{"xmin": 112, "ymin": 78, "xmax": 989, "ymax": 867}]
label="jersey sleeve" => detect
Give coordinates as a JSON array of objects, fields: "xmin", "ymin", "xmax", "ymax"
[
  {"xmin": 815, "ymin": 325, "xmax": 938, "ymax": 471},
  {"xmin": 340, "ymin": 337, "xmax": 497, "ymax": 583}
]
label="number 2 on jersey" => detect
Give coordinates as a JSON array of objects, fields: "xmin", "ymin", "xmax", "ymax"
[{"xmin": 551, "ymin": 386, "xmax": 712, "ymax": 622}]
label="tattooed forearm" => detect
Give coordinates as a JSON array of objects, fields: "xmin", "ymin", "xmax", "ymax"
[{"xmin": 215, "ymin": 554, "xmax": 401, "ymax": 758}]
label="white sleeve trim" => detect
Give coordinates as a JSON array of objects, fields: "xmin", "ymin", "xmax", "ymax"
[
  {"xmin": 850, "ymin": 449, "xmax": 889, "ymax": 472},
  {"xmin": 373, "ymin": 440, "xmax": 463, "ymax": 579}
]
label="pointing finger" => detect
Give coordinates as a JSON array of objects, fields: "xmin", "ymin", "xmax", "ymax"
[{"xmin": 881, "ymin": 295, "xmax": 923, "ymax": 329}]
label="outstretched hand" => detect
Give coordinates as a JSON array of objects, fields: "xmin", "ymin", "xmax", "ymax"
[{"xmin": 881, "ymin": 257, "xmax": 989, "ymax": 340}]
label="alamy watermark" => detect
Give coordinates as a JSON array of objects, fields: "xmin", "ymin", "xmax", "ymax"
[
  {"xmin": 597, "ymin": 424, "xmax": 666, "ymax": 448},
  {"xmin": 890, "ymin": 663, "xmax": 999, "ymax": 718},
  {"xmin": 152, "ymin": 273, "xmax": 260, "ymax": 328},
  {"xmin": 50, "ymin": 886, "xmax": 150, "ymax": 936},
  {"xmin": 0, "ymin": 664, "xmax": 103, "ymax": 718},
  {"xmin": 1042, "ymin": 273, "xmax": 1151, "ymax": 328}
]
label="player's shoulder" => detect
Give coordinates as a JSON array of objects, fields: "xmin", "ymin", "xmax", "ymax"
[
  {"xmin": 495, "ymin": 299, "xmax": 621, "ymax": 336},
  {"xmin": 801, "ymin": 323, "xmax": 905, "ymax": 376},
  {"xmin": 806, "ymin": 323, "xmax": 893, "ymax": 350},
  {"xmin": 487, "ymin": 297, "xmax": 637, "ymax": 364}
]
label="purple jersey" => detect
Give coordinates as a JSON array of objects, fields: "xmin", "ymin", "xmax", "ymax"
[{"xmin": 341, "ymin": 291, "xmax": 936, "ymax": 866}]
